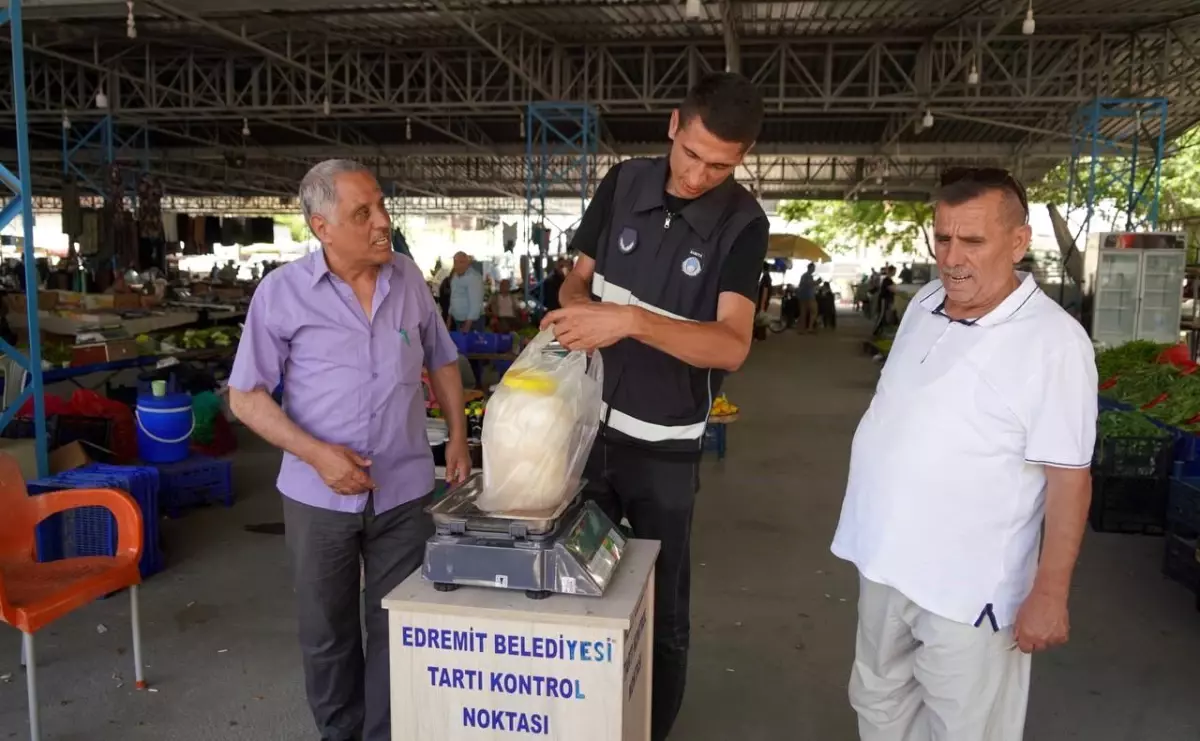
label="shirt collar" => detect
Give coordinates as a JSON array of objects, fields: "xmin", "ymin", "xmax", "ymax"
[
  {"xmin": 632, "ymin": 157, "xmax": 739, "ymax": 241},
  {"xmin": 309, "ymin": 248, "xmax": 396, "ymax": 289},
  {"xmin": 920, "ymin": 271, "xmax": 1039, "ymax": 328}
]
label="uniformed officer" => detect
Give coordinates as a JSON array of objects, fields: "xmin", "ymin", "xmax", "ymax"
[{"xmin": 541, "ymin": 72, "xmax": 769, "ymax": 741}]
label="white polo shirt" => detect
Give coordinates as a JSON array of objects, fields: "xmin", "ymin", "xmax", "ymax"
[{"xmin": 831, "ymin": 273, "xmax": 1097, "ymax": 628}]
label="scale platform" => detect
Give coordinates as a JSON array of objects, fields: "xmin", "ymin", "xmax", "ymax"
[{"xmin": 422, "ymin": 473, "xmax": 626, "ymax": 599}]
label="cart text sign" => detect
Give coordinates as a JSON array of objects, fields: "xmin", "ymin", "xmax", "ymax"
[{"xmin": 391, "ymin": 612, "xmax": 642, "ymax": 740}]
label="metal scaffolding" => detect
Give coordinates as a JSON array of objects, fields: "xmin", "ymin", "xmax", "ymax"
[
  {"xmin": 1066, "ymin": 98, "xmax": 1170, "ymax": 231},
  {"xmin": 0, "ymin": 0, "xmax": 49, "ymax": 477},
  {"xmin": 62, "ymin": 114, "xmax": 150, "ymax": 197},
  {"xmin": 523, "ymin": 101, "xmax": 599, "ymax": 301}
]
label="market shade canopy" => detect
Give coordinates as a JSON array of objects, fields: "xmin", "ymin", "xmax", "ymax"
[{"xmin": 767, "ymin": 234, "xmax": 831, "ymax": 263}]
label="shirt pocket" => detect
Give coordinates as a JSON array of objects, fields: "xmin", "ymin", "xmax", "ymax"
[{"xmin": 380, "ymin": 323, "xmax": 425, "ymax": 386}]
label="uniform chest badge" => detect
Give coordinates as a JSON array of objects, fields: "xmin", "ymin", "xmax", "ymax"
[
  {"xmin": 617, "ymin": 227, "xmax": 638, "ymax": 254},
  {"xmin": 681, "ymin": 254, "xmax": 703, "ymax": 277}
]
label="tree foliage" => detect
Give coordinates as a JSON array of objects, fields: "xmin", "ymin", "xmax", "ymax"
[{"xmin": 776, "ymin": 199, "xmax": 934, "ymax": 257}]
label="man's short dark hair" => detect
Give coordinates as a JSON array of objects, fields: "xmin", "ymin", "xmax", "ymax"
[
  {"xmin": 935, "ymin": 167, "xmax": 1029, "ymax": 226},
  {"xmin": 678, "ymin": 72, "xmax": 764, "ymax": 148}
]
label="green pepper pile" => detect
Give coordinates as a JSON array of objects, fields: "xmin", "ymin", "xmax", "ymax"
[
  {"xmin": 1095, "ymin": 340, "xmax": 1172, "ymax": 381},
  {"xmin": 1098, "ymin": 410, "xmax": 1170, "ymax": 440}
]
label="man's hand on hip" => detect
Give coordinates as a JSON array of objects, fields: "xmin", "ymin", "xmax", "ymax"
[
  {"xmin": 311, "ymin": 443, "xmax": 376, "ymax": 495},
  {"xmin": 1013, "ymin": 590, "xmax": 1070, "ymax": 653},
  {"xmin": 444, "ymin": 436, "xmax": 472, "ymax": 486},
  {"xmin": 540, "ymin": 303, "xmax": 634, "ymax": 351}
]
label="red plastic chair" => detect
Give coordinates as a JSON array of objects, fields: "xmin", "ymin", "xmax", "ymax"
[{"xmin": 0, "ymin": 454, "xmax": 147, "ymax": 741}]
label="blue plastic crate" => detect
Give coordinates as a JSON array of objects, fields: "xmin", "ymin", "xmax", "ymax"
[
  {"xmin": 149, "ymin": 455, "xmax": 234, "ymax": 517},
  {"xmin": 29, "ymin": 464, "xmax": 163, "ymax": 579}
]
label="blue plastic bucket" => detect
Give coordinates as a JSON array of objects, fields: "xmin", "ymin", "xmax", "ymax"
[
  {"xmin": 135, "ymin": 392, "xmax": 195, "ymax": 463},
  {"xmin": 449, "ymin": 331, "xmax": 470, "ymax": 354}
]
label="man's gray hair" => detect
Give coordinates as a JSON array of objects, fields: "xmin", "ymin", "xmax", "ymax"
[{"xmin": 299, "ymin": 159, "xmax": 372, "ymax": 225}]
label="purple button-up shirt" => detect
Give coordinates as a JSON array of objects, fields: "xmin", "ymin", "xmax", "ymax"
[{"xmin": 229, "ymin": 250, "xmax": 459, "ymax": 514}]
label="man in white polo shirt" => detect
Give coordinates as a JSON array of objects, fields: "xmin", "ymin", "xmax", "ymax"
[{"xmin": 831, "ymin": 168, "xmax": 1097, "ymax": 741}]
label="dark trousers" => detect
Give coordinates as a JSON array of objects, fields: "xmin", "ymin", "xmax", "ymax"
[
  {"xmin": 583, "ymin": 441, "xmax": 699, "ymax": 741},
  {"xmin": 282, "ymin": 494, "xmax": 434, "ymax": 741}
]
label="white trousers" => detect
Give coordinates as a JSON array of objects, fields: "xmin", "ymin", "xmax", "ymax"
[{"xmin": 849, "ymin": 576, "xmax": 1031, "ymax": 741}]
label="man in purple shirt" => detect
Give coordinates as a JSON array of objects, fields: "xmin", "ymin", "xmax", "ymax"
[{"xmin": 228, "ymin": 159, "xmax": 470, "ymax": 741}]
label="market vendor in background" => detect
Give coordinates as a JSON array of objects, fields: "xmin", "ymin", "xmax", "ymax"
[
  {"xmin": 488, "ymin": 278, "xmax": 520, "ymax": 333},
  {"xmin": 228, "ymin": 159, "xmax": 471, "ymax": 741},
  {"xmin": 447, "ymin": 250, "xmax": 483, "ymax": 331},
  {"xmin": 542, "ymin": 72, "xmax": 769, "ymax": 741},
  {"xmin": 831, "ymin": 167, "xmax": 1096, "ymax": 741}
]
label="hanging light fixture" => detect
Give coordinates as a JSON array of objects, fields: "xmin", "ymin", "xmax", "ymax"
[
  {"xmin": 61, "ymin": 111, "xmax": 71, "ymax": 130},
  {"xmin": 1022, "ymin": 0, "xmax": 1035, "ymax": 36},
  {"xmin": 126, "ymin": 1, "xmax": 136, "ymax": 39},
  {"xmin": 405, "ymin": 117, "xmax": 412, "ymax": 141},
  {"xmin": 685, "ymin": 0, "xmax": 702, "ymax": 20},
  {"xmin": 967, "ymin": 59, "xmax": 980, "ymax": 85},
  {"xmin": 95, "ymin": 88, "xmax": 108, "ymax": 109},
  {"xmin": 323, "ymin": 96, "xmax": 331, "ymax": 116},
  {"xmin": 241, "ymin": 117, "xmax": 250, "ymax": 137},
  {"xmin": 922, "ymin": 109, "xmax": 934, "ymax": 129}
]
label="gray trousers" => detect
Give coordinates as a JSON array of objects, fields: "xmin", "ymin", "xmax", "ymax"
[{"xmin": 282, "ymin": 494, "xmax": 434, "ymax": 741}]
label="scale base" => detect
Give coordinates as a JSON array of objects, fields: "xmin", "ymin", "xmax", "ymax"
[{"xmin": 422, "ymin": 499, "xmax": 626, "ymax": 598}]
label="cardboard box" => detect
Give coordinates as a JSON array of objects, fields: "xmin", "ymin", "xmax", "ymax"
[{"xmin": 71, "ymin": 338, "xmax": 139, "ymax": 366}]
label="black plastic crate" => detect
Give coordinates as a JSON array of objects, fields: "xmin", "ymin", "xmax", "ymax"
[
  {"xmin": 1162, "ymin": 530, "xmax": 1200, "ymax": 597},
  {"xmin": 1093, "ymin": 435, "xmax": 1175, "ymax": 478},
  {"xmin": 1167, "ymin": 477, "xmax": 1200, "ymax": 535},
  {"xmin": 1090, "ymin": 475, "xmax": 1170, "ymax": 535},
  {"xmin": 54, "ymin": 414, "xmax": 111, "ymax": 449}
]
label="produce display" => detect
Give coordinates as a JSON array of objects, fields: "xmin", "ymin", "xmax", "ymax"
[
  {"xmin": 710, "ymin": 393, "xmax": 739, "ymax": 418},
  {"xmin": 1097, "ymin": 342, "xmax": 1200, "ymax": 430},
  {"xmin": 1097, "ymin": 409, "xmax": 1170, "ymax": 440},
  {"xmin": 158, "ymin": 326, "xmax": 241, "ymax": 352},
  {"xmin": 1096, "ymin": 339, "xmax": 1169, "ymax": 382}
]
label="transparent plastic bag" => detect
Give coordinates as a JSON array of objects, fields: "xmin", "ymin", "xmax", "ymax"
[{"xmin": 478, "ymin": 329, "xmax": 604, "ymax": 513}]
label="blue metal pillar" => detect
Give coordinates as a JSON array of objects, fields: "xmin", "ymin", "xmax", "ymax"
[
  {"xmin": 1066, "ymin": 97, "xmax": 1169, "ymax": 231},
  {"xmin": 523, "ymin": 102, "xmax": 601, "ymax": 305},
  {"xmin": 0, "ymin": 0, "xmax": 49, "ymax": 477}
]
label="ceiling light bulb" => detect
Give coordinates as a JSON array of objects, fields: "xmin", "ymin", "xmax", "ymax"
[
  {"xmin": 323, "ymin": 97, "xmax": 331, "ymax": 116},
  {"xmin": 405, "ymin": 117, "xmax": 412, "ymax": 141},
  {"xmin": 967, "ymin": 63, "xmax": 979, "ymax": 85},
  {"xmin": 685, "ymin": 0, "xmax": 702, "ymax": 20},
  {"xmin": 241, "ymin": 118, "xmax": 250, "ymax": 137},
  {"xmin": 1022, "ymin": 7, "xmax": 1035, "ymax": 35},
  {"xmin": 922, "ymin": 110, "xmax": 934, "ymax": 128},
  {"xmin": 95, "ymin": 90, "xmax": 108, "ymax": 109},
  {"xmin": 61, "ymin": 112, "xmax": 71, "ymax": 130}
]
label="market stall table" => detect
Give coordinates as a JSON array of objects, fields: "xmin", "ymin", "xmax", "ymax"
[{"xmin": 384, "ymin": 538, "xmax": 659, "ymax": 741}]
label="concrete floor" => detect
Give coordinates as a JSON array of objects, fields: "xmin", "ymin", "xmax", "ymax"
[{"xmin": 2, "ymin": 316, "xmax": 1199, "ymax": 741}]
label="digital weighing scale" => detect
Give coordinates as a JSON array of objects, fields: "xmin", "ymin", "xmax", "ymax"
[{"xmin": 423, "ymin": 473, "xmax": 626, "ymax": 599}]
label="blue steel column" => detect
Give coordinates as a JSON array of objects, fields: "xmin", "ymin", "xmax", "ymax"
[
  {"xmin": 1065, "ymin": 97, "xmax": 1169, "ymax": 232},
  {"xmin": 0, "ymin": 0, "xmax": 49, "ymax": 476},
  {"xmin": 523, "ymin": 102, "xmax": 601, "ymax": 305}
]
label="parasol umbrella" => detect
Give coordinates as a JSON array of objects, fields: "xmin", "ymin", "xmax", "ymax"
[{"xmin": 766, "ymin": 234, "xmax": 831, "ymax": 263}]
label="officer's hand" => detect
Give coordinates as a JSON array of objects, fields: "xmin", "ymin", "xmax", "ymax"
[{"xmin": 541, "ymin": 304, "xmax": 633, "ymax": 352}]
